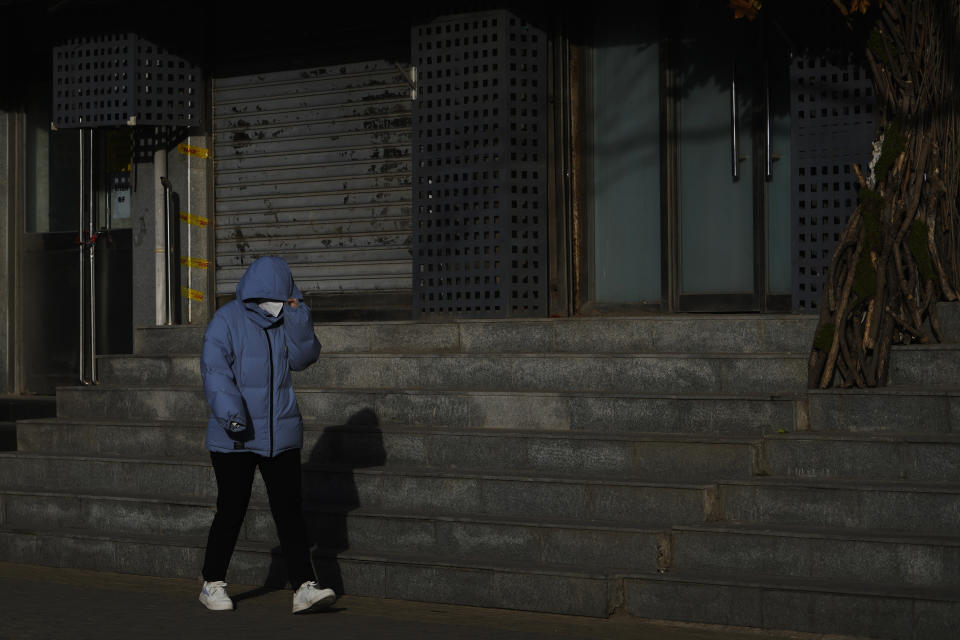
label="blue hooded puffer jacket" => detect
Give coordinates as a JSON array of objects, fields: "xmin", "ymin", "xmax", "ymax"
[{"xmin": 201, "ymin": 256, "xmax": 322, "ymax": 456}]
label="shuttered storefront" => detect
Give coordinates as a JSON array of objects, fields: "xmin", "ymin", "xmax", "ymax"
[{"xmin": 212, "ymin": 61, "xmax": 413, "ymax": 315}]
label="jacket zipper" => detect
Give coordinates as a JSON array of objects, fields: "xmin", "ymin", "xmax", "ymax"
[{"xmin": 264, "ymin": 327, "xmax": 275, "ymax": 457}]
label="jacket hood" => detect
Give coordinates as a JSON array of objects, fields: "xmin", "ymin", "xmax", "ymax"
[{"xmin": 236, "ymin": 256, "xmax": 302, "ymax": 302}]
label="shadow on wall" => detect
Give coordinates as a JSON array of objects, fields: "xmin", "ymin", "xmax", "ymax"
[{"xmin": 259, "ymin": 408, "xmax": 386, "ymax": 594}]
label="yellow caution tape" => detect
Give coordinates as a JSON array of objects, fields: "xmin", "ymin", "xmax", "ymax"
[
  {"xmin": 181, "ymin": 286, "xmax": 204, "ymax": 302},
  {"xmin": 178, "ymin": 143, "xmax": 210, "ymax": 159},
  {"xmin": 179, "ymin": 212, "xmax": 209, "ymax": 228},
  {"xmin": 181, "ymin": 256, "xmax": 210, "ymax": 270}
]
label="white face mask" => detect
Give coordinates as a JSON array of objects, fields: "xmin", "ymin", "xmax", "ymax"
[{"xmin": 258, "ymin": 300, "xmax": 284, "ymax": 317}]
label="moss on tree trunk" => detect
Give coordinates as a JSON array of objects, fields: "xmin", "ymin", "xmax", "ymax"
[{"xmin": 808, "ymin": 0, "xmax": 960, "ymax": 388}]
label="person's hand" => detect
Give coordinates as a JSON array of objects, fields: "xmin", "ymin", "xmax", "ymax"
[
  {"xmin": 287, "ymin": 298, "xmax": 298, "ymax": 309},
  {"xmin": 226, "ymin": 421, "xmax": 248, "ymax": 440}
]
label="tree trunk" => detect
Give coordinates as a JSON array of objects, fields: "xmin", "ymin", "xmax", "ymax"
[{"xmin": 808, "ymin": 0, "xmax": 960, "ymax": 388}]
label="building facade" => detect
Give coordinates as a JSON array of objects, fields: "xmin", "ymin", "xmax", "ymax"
[{"xmin": 0, "ymin": 1, "xmax": 874, "ymax": 394}]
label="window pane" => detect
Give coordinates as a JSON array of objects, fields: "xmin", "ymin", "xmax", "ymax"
[
  {"xmin": 677, "ymin": 23, "xmax": 754, "ymax": 295},
  {"xmin": 767, "ymin": 105, "xmax": 792, "ymax": 294},
  {"xmin": 590, "ymin": 15, "xmax": 661, "ymax": 304}
]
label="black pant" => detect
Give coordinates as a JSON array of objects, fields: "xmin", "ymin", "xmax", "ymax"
[{"xmin": 202, "ymin": 448, "xmax": 314, "ymax": 588}]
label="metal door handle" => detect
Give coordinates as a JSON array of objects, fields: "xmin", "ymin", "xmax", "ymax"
[
  {"xmin": 161, "ymin": 177, "xmax": 176, "ymax": 325},
  {"xmin": 80, "ymin": 128, "xmax": 98, "ymax": 384},
  {"xmin": 764, "ymin": 63, "xmax": 772, "ymax": 180},
  {"xmin": 730, "ymin": 61, "xmax": 739, "ymax": 180},
  {"xmin": 79, "ymin": 129, "xmax": 86, "ymax": 384}
]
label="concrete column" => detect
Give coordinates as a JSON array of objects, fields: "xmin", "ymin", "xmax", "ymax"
[
  {"xmin": 153, "ymin": 145, "xmax": 168, "ymax": 325},
  {"xmin": 166, "ymin": 133, "xmax": 212, "ymax": 325},
  {"xmin": 131, "ymin": 132, "xmax": 213, "ymax": 331},
  {"xmin": 130, "ymin": 144, "xmax": 160, "ymax": 330}
]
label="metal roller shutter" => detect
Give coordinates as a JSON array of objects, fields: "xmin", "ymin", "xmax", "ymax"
[{"xmin": 212, "ymin": 60, "xmax": 413, "ymax": 305}]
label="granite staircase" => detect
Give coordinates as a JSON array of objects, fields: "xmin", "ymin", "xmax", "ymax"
[
  {"xmin": 0, "ymin": 396, "xmax": 56, "ymax": 451},
  {"xmin": 628, "ymin": 306, "xmax": 960, "ymax": 639},
  {"xmin": 1, "ymin": 312, "xmax": 957, "ymax": 638}
]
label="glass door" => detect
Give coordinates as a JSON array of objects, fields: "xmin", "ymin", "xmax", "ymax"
[
  {"xmin": 586, "ymin": 12, "xmax": 662, "ymax": 309},
  {"xmin": 673, "ymin": 5, "xmax": 791, "ymax": 312},
  {"xmin": 21, "ymin": 78, "xmax": 133, "ymax": 394},
  {"xmin": 579, "ymin": 4, "xmax": 792, "ymax": 314}
]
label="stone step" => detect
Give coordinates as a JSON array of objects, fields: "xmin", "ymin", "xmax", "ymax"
[
  {"xmin": 668, "ymin": 523, "xmax": 960, "ymax": 590},
  {"xmin": 134, "ymin": 315, "xmax": 818, "ymax": 356},
  {"xmin": 889, "ymin": 344, "xmax": 960, "ymax": 386},
  {"xmin": 0, "ymin": 528, "xmax": 613, "ymax": 617},
  {"xmin": 17, "ymin": 420, "xmax": 760, "ymax": 482},
  {"xmin": 0, "ymin": 489, "xmax": 662, "ymax": 573},
  {"xmin": 0, "ymin": 395, "xmax": 57, "ymax": 421},
  {"xmin": 0, "ymin": 423, "xmax": 14, "ymax": 451},
  {"xmin": 0, "ymin": 394, "xmax": 57, "ymax": 452},
  {"xmin": 97, "ymin": 352, "xmax": 808, "ymax": 394},
  {"xmin": 55, "ymin": 386, "xmax": 802, "ymax": 435},
  {"xmin": 624, "ymin": 570, "xmax": 958, "ymax": 640},
  {"xmin": 0, "ymin": 453, "xmax": 715, "ymax": 527},
  {"xmin": 930, "ymin": 301, "xmax": 960, "ymax": 343},
  {"xmin": 808, "ymin": 387, "xmax": 960, "ymax": 433},
  {"xmin": 762, "ymin": 432, "xmax": 960, "ymax": 481},
  {"xmin": 720, "ymin": 477, "xmax": 960, "ymax": 534}
]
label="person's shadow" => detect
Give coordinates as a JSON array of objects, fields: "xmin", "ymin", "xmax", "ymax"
[
  {"xmin": 306, "ymin": 407, "xmax": 386, "ymax": 594},
  {"xmin": 234, "ymin": 408, "xmax": 385, "ymax": 607}
]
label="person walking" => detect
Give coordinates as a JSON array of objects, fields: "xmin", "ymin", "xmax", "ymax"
[{"xmin": 197, "ymin": 256, "xmax": 335, "ymax": 613}]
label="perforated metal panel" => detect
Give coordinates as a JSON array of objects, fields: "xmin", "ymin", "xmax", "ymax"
[
  {"xmin": 790, "ymin": 57, "xmax": 875, "ymax": 312},
  {"xmin": 412, "ymin": 10, "xmax": 548, "ymax": 318},
  {"xmin": 53, "ymin": 33, "xmax": 204, "ymax": 129},
  {"xmin": 212, "ymin": 61, "xmax": 412, "ymax": 298}
]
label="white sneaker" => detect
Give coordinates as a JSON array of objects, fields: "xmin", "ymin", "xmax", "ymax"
[
  {"xmin": 292, "ymin": 581, "xmax": 336, "ymax": 614},
  {"xmin": 199, "ymin": 580, "xmax": 234, "ymax": 611}
]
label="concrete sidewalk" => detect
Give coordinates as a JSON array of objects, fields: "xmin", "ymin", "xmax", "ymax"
[{"xmin": 0, "ymin": 563, "xmax": 868, "ymax": 640}]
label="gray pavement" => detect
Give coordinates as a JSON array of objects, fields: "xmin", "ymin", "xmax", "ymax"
[{"xmin": 0, "ymin": 563, "xmax": 868, "ymax": 640}]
